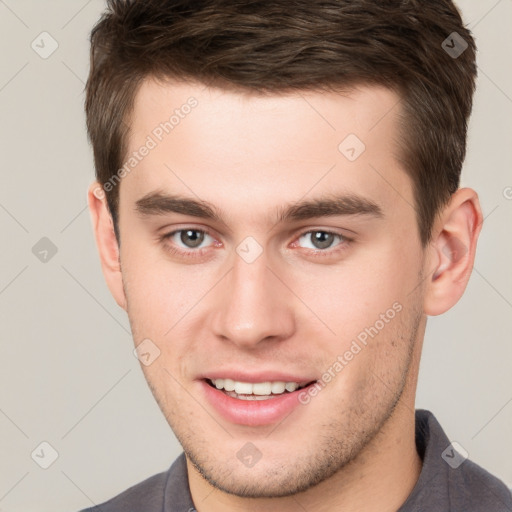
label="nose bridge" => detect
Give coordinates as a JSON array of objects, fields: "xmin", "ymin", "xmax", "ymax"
[{"xmin": 211, "ymin": 245, "xmax": 294, "ymax": 347}]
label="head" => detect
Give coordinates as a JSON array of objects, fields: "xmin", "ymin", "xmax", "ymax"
[{"xmin": 86, "ymin": 0, "xmax": 482, "ymax": 499}]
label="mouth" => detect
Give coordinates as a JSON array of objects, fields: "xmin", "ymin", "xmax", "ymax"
[
  {"xmin": 201, "ymin": 377, "xmax": 318, "ymax": 426},
  {"xmin": 206, "ymin": 378, "xmax": 314, "ymax": 401}
]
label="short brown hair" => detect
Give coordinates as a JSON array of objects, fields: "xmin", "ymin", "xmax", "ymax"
[{"xmin": 85, "ymin": 0, "xmax": 477, "ymax": 245}]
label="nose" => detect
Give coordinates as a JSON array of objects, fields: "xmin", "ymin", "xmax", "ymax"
[{"xmin": 210, "ymin": 246, "xmax": 296, "ymax": 350}]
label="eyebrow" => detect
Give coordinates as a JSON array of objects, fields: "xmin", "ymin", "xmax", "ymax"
[{"xmin": 135, "ymin": 191, "xmax": 383, "ymax": 225}]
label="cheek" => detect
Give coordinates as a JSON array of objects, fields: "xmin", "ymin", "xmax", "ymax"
[
  {"xmin": 140, "ymin": 361, "xmax": 208, "ymax": 436},
  {"xmin": 286, "ymin": 247, "xmax": 421, "ymax": 397},
  {"xmin": 290, "ymin": 251, "xmax": 413, "ymax": 339},
  {"xmin": 121, "ymin": 245, "xmax": 210, "ymax": 332}
]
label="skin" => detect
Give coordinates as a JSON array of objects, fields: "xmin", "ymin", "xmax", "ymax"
[{"xmin": 88, "ymin": 79, "xmax": 482, "ymax": 512}]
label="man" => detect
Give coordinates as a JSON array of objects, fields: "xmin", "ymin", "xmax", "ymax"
[{"xmin": 82, "ymin": 0, "xmax": 512, "ymax": 510}]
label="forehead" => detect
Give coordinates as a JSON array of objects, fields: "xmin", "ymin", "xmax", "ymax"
[
  {"xmin": 120, "ymin": 78, "xmax": 413, "ymax": 227},
  {"xmin": 130, "ymin": 78, "xmax": 401, "ymax": 150}
]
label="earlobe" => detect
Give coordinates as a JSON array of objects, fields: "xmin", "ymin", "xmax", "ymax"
[
  {"xmin": 423, "ymin": 188, "xmax": 483, "ymax": 316},
  {"xmin": 87, "ymin": 181, "xmax": 127, "ymax": 311}
]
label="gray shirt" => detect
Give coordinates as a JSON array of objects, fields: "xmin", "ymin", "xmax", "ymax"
[{"xmin": 79, "ymin": 409, "xmax": 512, "ymax": 511}]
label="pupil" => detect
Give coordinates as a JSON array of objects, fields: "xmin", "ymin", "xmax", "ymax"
[
  {"xmin": 313, "ymin": 231, "xmax": 333, "ymax": 249},
  {"xmin": 181, "ymin": 230, "xmax": 204, "ymax": 248}
]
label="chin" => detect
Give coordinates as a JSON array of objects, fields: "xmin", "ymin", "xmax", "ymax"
[{"xmin": 184, "ymin": 438, "xmax": 354, "ymax": 499}]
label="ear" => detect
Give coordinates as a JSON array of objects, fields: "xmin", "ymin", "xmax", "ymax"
[
  {"xmin": 423, "ymin": 188, "xmax": 483, "ymax": 316},
  {"xmin": 87, "ymin": 181, "xmax": 127, "ymax": 311}
]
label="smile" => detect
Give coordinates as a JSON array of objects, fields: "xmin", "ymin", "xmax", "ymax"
[
  {"xmin": 201, "ymin": 377, "xmax": 317, "ymax": 426},
  {"xmin": 207, "ymin": 378, "xmax": 311, "ymax": 400}
]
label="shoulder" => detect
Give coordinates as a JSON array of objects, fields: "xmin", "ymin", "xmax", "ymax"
[
  {"xmin": 76, "ymin": 453, "xmax": 190, "ymax": 512},
  {"xmin": 453, "ymin": 457, "xmax": 512, "ymax": 511},
  {"xmin": 410, "ymin": 409, "xmax": 512, "ymax": 512},
  {"xmin": 77, "ymin": 470, "xmax": 168, "ymax": 512}
]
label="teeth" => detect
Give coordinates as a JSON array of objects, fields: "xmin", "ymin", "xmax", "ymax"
[
  {"xmin": 271, "ymin": 381, "xmax": 286, "ymax": 394},
  {"xmin": 252, "ymin": 382, "xmax": 272, "ymax": 395},
  {"xmin": 223, "ymin": 378, "xmax": 235, "ymax": 392},
  {"xmin": 210, "ymin": 378, "xmax": 306, "ymax": 396},
  {"xmin": 285, "ymin": 382, "xmax": 299, "ymax": 392},
  {"xmin": 234, "ymin": 381, "xmax": 253, "ymax": 394}
]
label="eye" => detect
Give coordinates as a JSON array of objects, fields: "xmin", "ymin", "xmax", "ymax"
[
  {"xmin": 296, "ymin": 230, "xmax": 346, "ymax": 251},
  {"xmin": 159, "ymin": 227, "xmax": 351, "ymax": 260},
  {"xmin": 163, "ymin": 228, "xmax": 215, "ymax": 251}
]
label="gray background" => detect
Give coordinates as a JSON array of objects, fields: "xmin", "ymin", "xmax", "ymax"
[{"xmin": 0, "ymin": 1, "xmax": 511, "ymax": 510}]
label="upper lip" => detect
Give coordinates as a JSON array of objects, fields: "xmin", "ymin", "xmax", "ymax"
[{"xmin": 199, "ymin": 370, "xmax": 317, "ymax": 385}]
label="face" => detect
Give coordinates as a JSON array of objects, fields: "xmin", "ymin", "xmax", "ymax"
[{"xmin": 115, "ymin": 79, "xmax": 427, "ymax": 497}]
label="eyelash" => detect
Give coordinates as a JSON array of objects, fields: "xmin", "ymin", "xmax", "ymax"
[{"xmin": 159, "ymin": 227, "xmax": 352, "ymax": 259}]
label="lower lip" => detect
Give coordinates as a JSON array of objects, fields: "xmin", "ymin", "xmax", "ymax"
[{"xmin": 200, "ymin": 380, "xmax": 314, "ymax": 427}]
